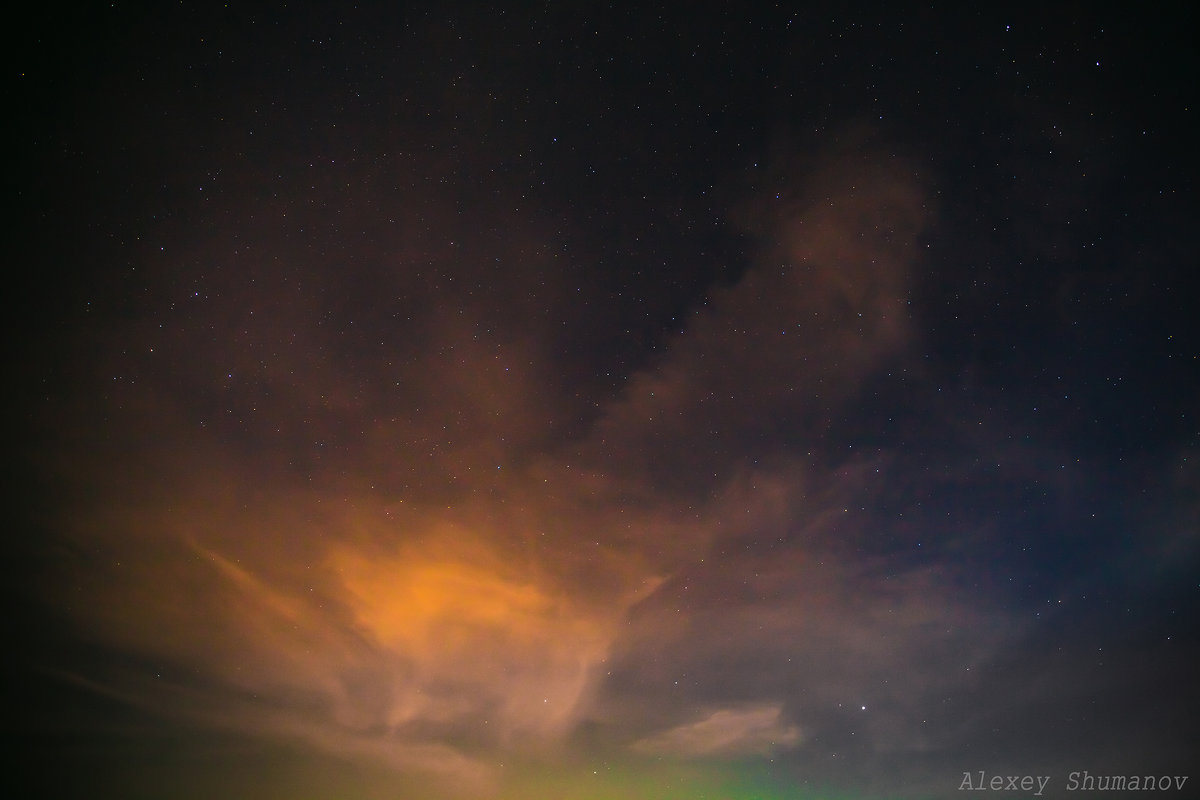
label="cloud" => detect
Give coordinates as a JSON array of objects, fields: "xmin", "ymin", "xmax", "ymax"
[
  {"xmin": 579, "ymin": 138, "xmax": 931, "ymax": 497},
  {"xmin": 632, "ymin": 705, "xmax": 802, "ymax": 757},
  {"xmin": 326, "ymin": 530, "xmax": 637, "ymax": 741},
  {"xmin": 33, "ymin": 132, "xmax": 983, "ymax": 797},
  {"xmin": 45, "ymin": 492, "xmax": 663, "ymax": 779}
]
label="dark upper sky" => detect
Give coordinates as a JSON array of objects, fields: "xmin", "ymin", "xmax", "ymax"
[{"xmin": 8, "ymin": 3, "xmax": 1198, "ymax": 799}]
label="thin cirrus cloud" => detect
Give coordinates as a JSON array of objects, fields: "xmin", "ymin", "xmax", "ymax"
[
  {"xmin": 632, "ymin": 705, "xmax": 803, "ymax": 758},
  {"xmin": 36, "ymin": 135, "xmax": 999, "ymax": 797}
]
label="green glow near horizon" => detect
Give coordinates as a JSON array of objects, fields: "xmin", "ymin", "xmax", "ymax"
[{"xmin": 495, "ymin": 758, "xmax": 859, "ymax": 800}]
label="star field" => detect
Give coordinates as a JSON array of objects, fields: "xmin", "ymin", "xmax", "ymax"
[{"xmin": 8, "ymin": 4, "xmax": 1198, "ymax": 799}]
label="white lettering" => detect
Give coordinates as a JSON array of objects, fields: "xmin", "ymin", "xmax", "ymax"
[
  {"xmin": 959, "ymin": 772, "xmax": 1051, "ymax": 794},
  {"xmin": 1063, "ymin": 771, "xmax": 1188, "ymax": 791},
  {"xmin": 958, "ymin": 770, "xmax": 1187, "ymax": 794}
]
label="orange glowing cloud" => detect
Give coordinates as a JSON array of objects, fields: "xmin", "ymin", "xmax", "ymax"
[
  {"xmin": 34, "ymin": 133, "xmax": 980, "ymax": 799},
  {"xmin": 327, "ymin": 529, "xmax": 640, "ymax": 742}
]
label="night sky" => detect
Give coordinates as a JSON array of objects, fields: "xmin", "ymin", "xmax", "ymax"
[{"xmin": 8, "ymin": 3, "xmax": 1199, "ymax": 799}]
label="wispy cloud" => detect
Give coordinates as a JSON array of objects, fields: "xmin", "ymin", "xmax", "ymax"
[
  {"xmin": 632, "ymin": 705, "xmax": 802, "ymax": 757},
  {"xmin": 35, "ymin": 135, "xmax": 990, "ymax": 797}
]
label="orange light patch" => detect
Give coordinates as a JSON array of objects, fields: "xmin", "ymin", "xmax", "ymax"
[{"xmin": 328, "ymin": 532, "xmax": 622, "ymax": 740}]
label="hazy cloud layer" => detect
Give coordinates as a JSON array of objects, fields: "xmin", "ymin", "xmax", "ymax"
[{"xmin": 33, "ymin": 134, "xmax": 1001, "ymax": 797}]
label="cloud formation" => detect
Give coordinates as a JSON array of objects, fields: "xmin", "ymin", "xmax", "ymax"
[
  {"xmin": 35, "ymin": 135, "xmax": 1005, "ymax": 798},
  {"xmin": 632, "ymin": 705, "xmax": 802, "ymax": 757}
]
